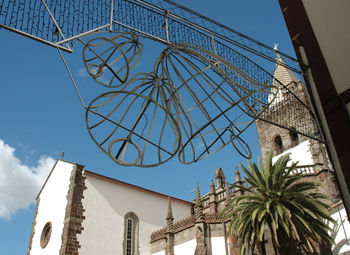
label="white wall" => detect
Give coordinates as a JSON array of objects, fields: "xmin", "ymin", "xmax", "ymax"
[
  {"xmin": 29, "ymin": 160, "xmax": 75, "ymax": 255},
  {"xmin": 329, "ymin": 204, "xmax": 350, "ymax": 255},
  {"xmin": 152, "ymin": 251, "xmax": 165, "ymax": 255},
  {"xmin": 173, "ymin": 240, "xmax": 196, "ymax": 254},
  {"xmin": 171, "ymin": 237, "xmax": 225, "ymax": 255},
  {"xmin": 302, "ymin": 0, "xmax": 350, "ymax": 96},
  {"xmin": 272, "ymin": 140, "xmax": 313, "ymax": 165},
  {"xmin": 78, "ymin": 174, "xmax": 192, "ymax": 255},
  {"xmin": 302, "ymin": 0, "xmax": 350, "ymax": 117},
  {"xmin": 211, "ymin": 237, "xmax": 226, "ymax": 255}
]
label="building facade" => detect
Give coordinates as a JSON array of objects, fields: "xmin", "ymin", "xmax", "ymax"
[
  {"xmin": 27, "ymin": 160, "xmax": 193, "ymax": 255},
  {"xmin": 150, "ymin": 167, "xmax": 244, "ymax": 255}
]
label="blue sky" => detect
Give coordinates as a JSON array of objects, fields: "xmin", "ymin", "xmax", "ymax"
[{"xmin": 0, "ymin": 1, "xmax": 297, "ymax": 254}]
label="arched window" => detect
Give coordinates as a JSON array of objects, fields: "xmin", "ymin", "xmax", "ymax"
[
  {"xmin": 123, "ymin": 212, "xmax": 139, "ymax": 255},
  {"xmin": 289, "ymin": 128, "xmax": 299, "ymax": 146},
  {"xmin": 274, "ymin": 135, "xmax": 283, "ymax": 154}
]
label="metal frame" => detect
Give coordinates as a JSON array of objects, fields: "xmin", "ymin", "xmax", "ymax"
[
  {"xmin": 0, "ymin": 1, "xmax": 325, "ymax": 167},
  {"xmin": 0, "ymin": 0, "xmax": 299, "ymax": 72}
]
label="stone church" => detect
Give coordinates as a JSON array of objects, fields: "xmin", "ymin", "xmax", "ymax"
[
  {"xmin": 150, "ymin": 56, "xmax": 348, "ymax": 255},
  {"xmin": 27, "ymin": 57, "xmax": 349, "ymax": 254}
]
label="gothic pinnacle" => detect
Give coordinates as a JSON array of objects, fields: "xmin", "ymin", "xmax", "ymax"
[
  {"xmin": 166, "ymin": 197, "xmax": 174, "ymax": 233},
  {"xmin": 234, "ymin": 167, "xmax": 244, "ymax": 195},
  {"xmin": 196, "ymin": 182, "xmax": 201, "ymax": 200},
  {"xmin": 225, "ymin": 182, "xmax": 231, "ymax": 206},
  {"xmin": 234, "ymin": 167, "xmax": 242, "ymax": 183},
  {"xmin": 194, "ymin": 183, "xmax": 204, "ymax": 221},
  {"xmin": 210, "ymin": 179, "xmax": 215, "ymax": 194}
]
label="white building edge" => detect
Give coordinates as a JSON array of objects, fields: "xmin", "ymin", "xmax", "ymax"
[{"xmin": 27, "ymin": 159, "xmax": 193, "ymax": 255}]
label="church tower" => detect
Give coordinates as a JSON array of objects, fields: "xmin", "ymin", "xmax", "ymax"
[
  {"xmin": 257, "ymin": 55, "xmax": 312, "ymax": 162},
  {"xmin": 255, "ymin": 54, "xmax": 338, "ymax": 198},
  {"xmin": 254, "ymin": 54, "xmax": 344, "ymax": 255}
]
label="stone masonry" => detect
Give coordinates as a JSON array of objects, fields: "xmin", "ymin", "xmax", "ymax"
[{"xmin": 59, "ymin": 164, "xmax": 86, "ymax": 255}]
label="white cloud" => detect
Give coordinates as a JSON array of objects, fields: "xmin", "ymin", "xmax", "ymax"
[{"xmin": 0, "ymin": 140, "xmax": 55, "ymax": 220}]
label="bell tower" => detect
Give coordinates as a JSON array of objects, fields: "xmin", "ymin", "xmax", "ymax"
[
  {"xmin": 256, "ymin": 55, "xmax": 312, "ymax": 161},
  {"xmin": 255, "ymin": 54, "xmax": 338, "ymax": 197}
]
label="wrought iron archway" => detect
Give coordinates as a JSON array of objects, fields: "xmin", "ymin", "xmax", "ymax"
[{"xmin": 0, "ymin": 0, "xmax": 323, "ymax": 167}]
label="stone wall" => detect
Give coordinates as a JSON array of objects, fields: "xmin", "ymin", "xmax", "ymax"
[
  {"xmin": 256, "ymin": 81, "xmax": 318, "ymax": 162},
  {"xmin": 151, "ymin": 213, "xmax": 229, "ymax": 255},
  {"xmin": 27, "ymin": 160, "xmax": 77, "ymax": 255},
  {"xmin": 59, "ymin": 165, "xmax": 86, "ymax": 255}
]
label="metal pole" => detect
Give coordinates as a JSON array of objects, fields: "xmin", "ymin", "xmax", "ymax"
[
  {"xmin": 40, "ymin": 0, "xmax": 71, "ymax": 51},
  {"xmin": 164, "ymin": 10, "xmax": 169, "ymax": 43},
  {"xmin": 299, "ymin": 46, "xmax": 350, "ymax": 219},
  {"xmin": 110, "ymin": 0, "xmax": 114, "ymax": 31}
]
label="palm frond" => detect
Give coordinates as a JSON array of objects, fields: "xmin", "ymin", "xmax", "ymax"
[{"xmin": 223, "ymin": 150, "xmax": 335, "ymax": 254}]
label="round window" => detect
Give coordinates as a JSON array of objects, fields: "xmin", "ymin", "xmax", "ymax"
[{"xmin": 40, "ymin": 222, "xmax": 52, "ymax": 248}]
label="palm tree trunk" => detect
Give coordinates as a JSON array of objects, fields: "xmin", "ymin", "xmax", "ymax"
[
  {"xmin": 260, "ymin": 235, "xmax": 267, "ymax": 255},
  {"xmin": 268, "ymin": 222, "xmax": 280, "ymax": 255}
]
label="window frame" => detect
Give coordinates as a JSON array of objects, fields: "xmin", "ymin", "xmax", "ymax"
[
  {"xmin": 289, "ymin": 128, "xmax": 299, "ymax": 146},
  {"xmin": 40, "ymin": 222, "xmax": 52, "ymax": 248},
  {"xmin": 126, "ymin": 218, "xmax": 133, "ymax": 255},
  {"xmin": 274, "ymin": 135, "xmax": 283, "ymax": 154},
  {"xmin": 123, "ymin": 212, "xmax": 139, "ymax": 255}
]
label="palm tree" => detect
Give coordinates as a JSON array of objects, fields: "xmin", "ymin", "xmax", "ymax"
[{"xmin": 223, "ymin": 151, "xmax": 335, "ymax": 255}]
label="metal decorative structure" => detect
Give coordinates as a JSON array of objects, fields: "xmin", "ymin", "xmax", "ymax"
[
  {"xmin": 82, "ymin": 32, "xmax": 143, "ymax": 88},
  {"xmin": 0, "ymin": 0, "xmax": 299, "ymax": 71},
  {"xmin": 154, "ymin": 43, "xmax": 275, "ymax": 163},
  {"xmin": 0, "ymin": 0, "xmax": 323, "ymax": 167}
]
